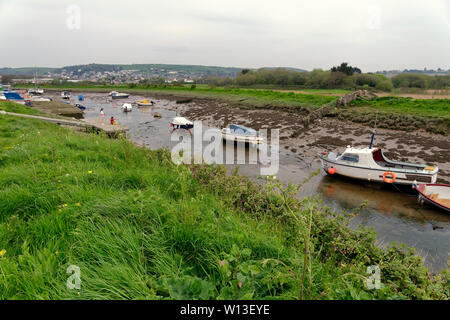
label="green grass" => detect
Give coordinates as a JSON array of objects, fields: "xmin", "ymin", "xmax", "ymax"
[
  {"xmin": 0, "ymin": 101, "xmax": 50, "ymax": 116},
  {"xmin": 0, "ymin": 103, "xmax": 448, "ymax": 300},
  {"xmin": 349, "ymin": 97, "xmax": 450, "ymax": 119}
]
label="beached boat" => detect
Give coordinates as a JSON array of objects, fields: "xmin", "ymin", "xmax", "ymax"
[
  {"xmin": 136, "ymin": 99, "xmax": 154, "ymax": 106},
  {"xmin": 109, "ymin": 91, "xmax": 129, "ymax": 99},
  {"xmin": 319, "ymin": 146, "xmax": 438, "ymax": 185},
  {"xmin": 221, "ymin": 124, "xmax": 264, "ymax": 145},
  {"xmin": 414, "ymin": 183, "xmax": 450, "ymax": 212},
  {"xmin": 61, "ymin": 91, "xmax": 71, "ymax": 99},
  {"xmin": 75, "ymin": 104, "xmax": 86, "ymax": 111},
  {"xmin": 121, "ymin": 103, "xmax": 132, "ymax": 112},
  {"xmin": 28, "ymin": 88, "xmax": 44, "ymax": 95},
  {"xmin": 30, "ymin": 96, "xmax": 51, "ymax": 102},
  {"xmin": 169, "ymin": 117, "xmax": 193, "ymax": 130},
  {"xmin": 3, "ymin": 91, "xmax": 30, "ymax": 105}
]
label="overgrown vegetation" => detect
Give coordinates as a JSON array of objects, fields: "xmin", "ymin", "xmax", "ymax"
[{"xmin": 0, "ymin": 104, "xmax": 448, "ymax": 300}]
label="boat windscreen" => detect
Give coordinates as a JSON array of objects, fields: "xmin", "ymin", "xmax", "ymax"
[{"xmin": 229, "ymin": 124, "xmax": 257, "ymax": 135}]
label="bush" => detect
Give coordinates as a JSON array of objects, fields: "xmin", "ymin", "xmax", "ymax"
[{"xmin": 376, "ymin": 80, "xmax": 394, "ymax": 92}]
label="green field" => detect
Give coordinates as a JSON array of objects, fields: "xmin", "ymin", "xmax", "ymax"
[
  {"xmin": 349, "ymin": 97, "xmax": 450, "ymax": 119},
  {"xmin": 0, "ymin": 102, "xmax": 448, "ymax": 299}
]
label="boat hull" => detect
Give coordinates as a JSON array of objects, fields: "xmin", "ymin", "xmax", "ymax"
[
  {"xmin": 320, "ymin": 157, "xmax": 437, "ymax": 185},
  {"xmin": 112, "ymin": 95, "xmax": 129, "ymax": 99},
  {"xmin": 414, "ymin": 184, "xmax": 450, "ymax": 212}
]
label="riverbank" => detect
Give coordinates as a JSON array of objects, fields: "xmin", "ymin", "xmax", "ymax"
[
  {"xmin": 20, "ymin": 84, "xmax": 450, "ymax": 134},
  {"xmin": 0, "ymin": 104, "xmax": 448, "ymax": 299}
]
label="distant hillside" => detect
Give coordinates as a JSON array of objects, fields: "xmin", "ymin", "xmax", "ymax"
[
  {"xmin": 0, "ymin": 64, "xmax": 244, "ymax": 78},
  {"xmin": 0, "ymin": 67, "xmax": 57, "ymax": 76},
  {"xmin": 0, "ymin": 64, "xmax": 309, "ymax": 78}
]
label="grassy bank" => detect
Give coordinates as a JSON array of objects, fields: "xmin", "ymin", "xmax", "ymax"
[
  {"xmin": 0, "ymin": 103, "xmax": 448, "ymax": 300},
  {"xmin": 329, "ymin": 97, "xmax": 450, "ymax": 135}
]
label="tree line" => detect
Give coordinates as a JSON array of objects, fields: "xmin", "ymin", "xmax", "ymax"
[{"xmin": 200, "ymin": 63, "xmax": 450, "ymax": 92}]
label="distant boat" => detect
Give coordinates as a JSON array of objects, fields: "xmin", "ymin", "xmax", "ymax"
[
  {"xmin": 30, "ymin": 96, "xmax": 51, "ymax": 102},
  {"xmin": 414, "ymin": 183, "xmax": 450, "ymax": 212},
  {"xmin": 3, "ymin": 91, "xmax": 31, "ymax": 105},
  {"xmin": 61, "ymin": 91, "xmax": 71, "ymax": 99},
  {"xmin": 170, "ymin": 117, "xmax": 193, "ymax": 130},
  {"xmin": 28, "ymin": 88, "xmax": 44, "ymax": 95},
  {"xmin": 78, "ymin": 95, "xmax": 84, "ymax": 101},
  {"xmin": 319, "ymin": 146, "xmax": 439, "ymax": 185},
  {"xmin": 221, "ymin": 124, "xmax": 264, "ymax": 145},
  {"xmin": 75, "ymin": 104, "xmax": 86, "ymax": 110},
  {"xmin": 136, "ymin": 99, "xmax": 154, "ymax": 106},
  {"xmin": 121, "ymin": 103, "xmax": 132, "ymax": 112},
  {"xmin": 109, "ymin": 91, "xmax": 129, "ymax": 99}
]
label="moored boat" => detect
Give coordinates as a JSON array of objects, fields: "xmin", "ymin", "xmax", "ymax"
[
  {"xmin": 221, "ymin": 124, "xmax": 264, "ymax": 145},
  {"xmin": 121, "ymin": 103, "xmax": 132, "ymax": 112},
  {"xmin": 413, "ymin": 183, "xmax": 450, "ymax": 212},
  {"xmin": 136, "ymin": 99, "xmax": 154, "ymax": 106},
  {"xmin": 109, "ymin": 91, "xmax": 129, "ymax": 99},
  {"xmin": 75, "ymin": 104, "xmax": 86, "ymax": 110},
  {"xmin": 319, "ymin": 146, "xmax": 438, "ymax": 185},
  {"xmin": 169, "ymin": 117, "xmax": 194, "ymax": 130},
  {"xmin": 61, "ymin": 91, "xmax": 71, "ymax": 99}
]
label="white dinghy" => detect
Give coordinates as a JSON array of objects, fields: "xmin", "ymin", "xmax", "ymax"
[
  {"xmin": 121, "ymin": 103, "xmax": 133, "ymax": 112},
  {"xmin": 221, "ymin": 124, "xmax": 264, "ymax": 146}
]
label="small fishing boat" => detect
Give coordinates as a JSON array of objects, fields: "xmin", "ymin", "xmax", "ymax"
[
  {"xmin": 3, "ymin": 91, "xmax": 29, "ymax": 105},
  {"xmin": 78, "ymin": 95, "xmax": 84, "ymax": 101},
  {"xmin": 121, "ymin": 103, "xmax": 132, "ymax": 112},
  {"xmin": 61, "ymin": 91, "xmax": 71, "ymax": 99},
  {"xmin": 28, "ymin": 88, "xmax": 44, "ymax": 95},
  {"xmin": 136, "ymin": 99, "xmax": 154, "ymax": 106},
  {"xmin": 169, "ymin": 117, "xmax": 194, "ymax": 130},
  {"xmin": 319, "ymin": 146, "xmax": 438, "ymax": 185},
  {"xmin": 30, "ymin": 96, "xmax": 51, "ymax": 102},
  {"xmin": 75, "ymin": 104, "xmax": 86, "ymax": 111},
  {"xmin": 413, "ymin": 183, "xmax": 450, "ymax": 212},
  {"xmin": 221, "ymin": 124, "xmax": 264, "ymax": 145},
  {"xmin": 109, "ymin": 91, "xmax": 129, "ymax": 99}
]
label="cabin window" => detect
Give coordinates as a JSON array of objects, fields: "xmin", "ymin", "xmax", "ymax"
[{"xmin": 341, "ymin": 153, "xmax": 359, "ymax": 163}]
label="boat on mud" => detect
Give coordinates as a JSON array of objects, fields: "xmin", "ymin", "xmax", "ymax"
[
  {"xmin": 136, "ymin": 99, "xmax": 154, "ymax": 106},
  {"xmin": 319, "ymin": 146, "xmax": 438, "ymax": 185},
  {"xmin": 109, "ymin": 91, "xmax": 129, "ymax": 99},
  {"xmin": 75, "ymin": 104, "xmax": 86, "ymax": 110},
  {"xmin": 28, "ymin": 88, "xmax": 44, "ymax": 95},
  {"xmin": 169, "ymin": 117, "xmax": 193, "ymax": 130},
  {"xmin": 221, "ymin": 124, "xmax": 264, "ymax": 146},
  {"xmin": 414, "ymin": 183, "xmax": 450, "ymax": 212},
  {"xmin": 61, "ymin": 91, "xmax": 71, "ymax": 99},
  {"xmin": 121, "ymin": 103, "xmax": 132, "ymax": 112}
]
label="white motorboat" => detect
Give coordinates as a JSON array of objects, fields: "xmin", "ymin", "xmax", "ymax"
[
  {"xmin": 319, "ymin": 146, "xmax": 438, "ymax": 185},
  {"xmin": 221, "ymin": 124, "xmax": 264, "ymax": 145},
  {"xmin": 61, "ymin": 91, "xmax": 71, "ymax": 99},
  {"xmin": 169, "ymin": 117, "xmax": 194, "ymax": 130},
  {"xmin": 121, "ymin": 103, "xmax": 132, "ymax": 112},
  {"xmin": 109, "ymin": 91, "xmax": 129, "ymax": 99},
  {"xmin": 28, "ymin": 88, "xmax": 44, "ymax": 95}
]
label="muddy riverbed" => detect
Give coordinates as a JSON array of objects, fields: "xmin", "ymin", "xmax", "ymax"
[{"xmin": 46, "ymin": 92, "xmax": 450, "ymax": 272}]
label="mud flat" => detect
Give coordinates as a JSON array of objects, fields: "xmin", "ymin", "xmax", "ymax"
[{"xmin": 165, "ymin": 96, "xmax": 450, "ymax": 184}]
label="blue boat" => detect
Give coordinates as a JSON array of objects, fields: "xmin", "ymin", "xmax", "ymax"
[
  {"xmin": 78, "ymin": 95, "xmax": 84, "ymax": 101},
  {"xmin": 75, "ymin": 104, "xmax": 86, "ymax": 110}
]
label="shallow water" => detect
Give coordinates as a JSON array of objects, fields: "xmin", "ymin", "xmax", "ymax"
[{"xmin": 60, "ymin": 92, "xmax": 449, "ymax": 272}]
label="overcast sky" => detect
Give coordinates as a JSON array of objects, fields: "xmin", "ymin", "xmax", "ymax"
[{"xmin": 0, "ymin": 0, "xmax": 449, "ymax": 72}]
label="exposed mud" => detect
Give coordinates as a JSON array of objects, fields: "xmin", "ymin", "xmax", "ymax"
[{"xmin": 164, "ymin": 95, "xmax": 450, "ymax": 184}]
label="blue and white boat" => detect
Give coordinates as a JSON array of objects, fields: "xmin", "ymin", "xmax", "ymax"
[
  {"xmin": 221, "ymin": 124, "xmax": 264, "ymax": 145},
  {"xmin": 109, "ymin": 91, "xmax": 129, "ymax": 99}
]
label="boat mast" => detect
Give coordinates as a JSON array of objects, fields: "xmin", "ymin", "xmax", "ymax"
[{"xmin": 369, "ymin": 111, "xmax": 378, "ymax": 148}]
